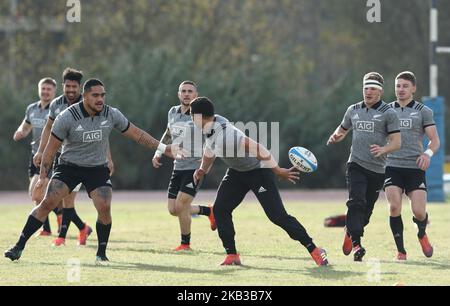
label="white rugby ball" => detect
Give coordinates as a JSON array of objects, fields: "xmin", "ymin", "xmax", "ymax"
[{"xmin": 288, "ymin": 147, "xmax": 318, "ymax": 173}]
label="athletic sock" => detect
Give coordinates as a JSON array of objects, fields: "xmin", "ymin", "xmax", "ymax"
[
  {"xmin": 42, "ymin": 217, "xmax": 51, "ymax": 233},
  {"xmin": 198, "ymin": 206, "xmax": 211, "ymax": 216},
  {"xmin": 17, "ymin": 215, "xmax": 44, "ymax": 249},
  {"xmin": 58, "ymin": 208, "xmax": 72, "ymax": 238},
  {"xmin": 390, "ymin": 216, "xmax": 406, "ymax": 254},
  {"xmin": 352, "ymin": 236, "xmax": 362, "ymax": 248},
  {"xmin": 413, "ymin": 214, "xmax": 428, "ymax": 239},
  {"xmin": 181, "ymin": 233, "xmax": 191, "ymax": 245},
  {"xmin": 96, "ymin": 222, "xmax": 112, "ymax": 257},
  {"xmin": 70, "ymin": 208, "xmax": 85, "ymax": 230},
  {"xmin": 305, "ymin": 242, "xmax": 317, "ymax": 253}
]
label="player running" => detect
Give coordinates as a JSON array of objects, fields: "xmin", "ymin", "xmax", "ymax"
[
  {"xmin": 4, "ymin": 78, "xmax": 184, "ymax": 264},
  {"xmin": 385, "ymin": 71, "xmax": 440, "ymax": 260},
  {"xmin": 327, "ymin": 72, "xmax": 401, "ymax": 261},
  {"xmin": 152, "ymin": 81, "xmax": 215, "ymax": 251},
  {"xmin": 13, "ymin": 77, "xmax": 62, "ymax": 236},
  {"xmin": 191, "ymin": 97, "xmax": 328, "ymax": 266}
]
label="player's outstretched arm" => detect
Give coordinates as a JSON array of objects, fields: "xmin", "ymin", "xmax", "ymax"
[
  {"xmin": 13, "ymin": 120, "xmax": 32, "ymax": 141},
  {"xmin": 152, "ymin": 127, "xmax": 172, "ymax": 169},
  {"xmin": 327, "ymin": 126, "xmax": 349, "ymax": 146},
  {"xmin": 34, "ymin": 118, "xmax": 54, "ymax": 167},
  {"xmin": 122, "ymin": 123, "xmax": 181, "ymax": 159},
  {"xmin": 241, "ymin": 137, "xmax": 299, "ymax": 184}
]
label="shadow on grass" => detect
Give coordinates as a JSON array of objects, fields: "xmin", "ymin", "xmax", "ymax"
[
  {"xmin": 387, "ymin": 259, "xmax": 450, "ymax": 270},
  {"xmin": 38, "ymin": 261, "xmax": 239, "ymax": 276}
]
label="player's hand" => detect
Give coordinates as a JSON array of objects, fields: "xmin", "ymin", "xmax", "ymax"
[
  {"xmin": 33, "ymin": 152, "xmax": 43, "ymax": 167},
  {"xmin": 34, "ymin": 177, "xmax": 46, "ymax": 190},
  {"xmin": 13, "ymin": 131, "xmax": 25, "ymax": 141},
  {"xmin": 193, "ymin": 168, "xmax": 206, "ymax": 185},
  {"xmin": 108, "ymin": 159, "xmax": 115, "ymax": 176},
  {"xmin": 273, "ymin": 166, "xmax": 300, "ymax": 184},
  {"xmin": 417, "ymin": 154, "xmax": 431, "ymax": 171},
  {"xmin": 165, "ymin": 144, "xmax": 188, "ymax": 160},
  {"xmin": 152, "ymin": 154, "xmax": 162, "ymax": 169},
  {"xmin": 327, "ymin": 132, "xmax": 344, "ymax": 146},
  {"xmin": 370, "ymin": 144, "xmax": 386, "ymax": 158}
]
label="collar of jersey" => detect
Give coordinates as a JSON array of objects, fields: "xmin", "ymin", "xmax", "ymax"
[
  {"xmin": 394, "ymin": 100, "xmax": 415, "ymax": 108},
  {"xmin": 38, "ymin": 101, "xmax": 50, "ymax": 110},
  {"xmin": 79, "ymin": 101, "xmax": 102, "ymax": 117},
  {"xmin": 362, "ymin": 100, "xmax": 383, "ymax": 110},
  {"xmin": 177, "ymin": 106, "xmax": 190, "ymax": 115}
]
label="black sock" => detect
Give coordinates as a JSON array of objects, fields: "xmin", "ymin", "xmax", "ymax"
[
  {"xmin": 42, "ymin": 217, "xmax": 51, "ymax": 233},
  {"xmin": 390, "ymin": 216, "xmax": 406, "ymax": 254},
  {"xmin": 305, "ymin": 242, "xmax": 317, "ymax": 253},
  {"xmin": 352, "ymin": 236, "xmax": 361, "ymax": 248},
  {"xmin": 181, "ymin": 233, "xmax": 191, "ymax": 245},
  {"xmin": 96, "ymin": 222, "xmax": 111, "ymax": 257},
  {"xmin": 58, "ymin": 208, "xmax": 73, "ymax": 238},
  {"xmin": 16, "ymin": 215, "xmax": 44, "ymax": 250},
  {"xmin": 53, "ymin": 207, "xmax": 62, "ymax": 216},
  {"xmin": 226, "ymin": 246, "xmax": 237, "ymax": 255},
  {"xmin": 68, "ymin": 208, "xmax": 85, "ymax": 230},
  {"xmin": 198, "ymin": 206, "xmax": 211, "ymax": 216},
  {"xmin": 413, "ymin": 214, "xmax": 428, "ymax": 239}
]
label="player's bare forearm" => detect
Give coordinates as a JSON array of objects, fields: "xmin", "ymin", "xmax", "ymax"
[
  {"xmin": 242, "ymin": 137, "xmax": 277, "ymax": 168},
  {"xmin": 327, "ymin": 126, "xmax": 348, "ymax": 145},
  {"xmin": 123, "ymin": 123, "xmax": 160, "ymax": 150},
  {"xmin": 425, "ymin": 126, "xmax": 440, "ymax": 153},
  {"xmin": 384, "ymin": 132, "xmax": 401, "ymax": 154},
  {"xmin": 14, "ymin": 121, "xmax": 32, "ymax": 140},
  {"xmin": 160, "ymin": 128, "xmax": 172, "ymax": 145},
  {"xmin": 200, "ymin": 152, "xmax": 216, "ymax": 173},
  {"xmin": 40, "ymin": 135, "xmax": 61, "ymax": 178},
  {"xmin": 37, "ymin": 119, "xmax": 54, "ymax": 154}
]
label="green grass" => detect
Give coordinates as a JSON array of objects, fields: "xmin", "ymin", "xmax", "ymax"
[{"xmin": 0, "ymin": 198, "xmax": 449, "ymax": 286}]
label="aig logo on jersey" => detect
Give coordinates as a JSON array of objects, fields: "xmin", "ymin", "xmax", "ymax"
[
  {"xmin": 83, "ymin": 130, "xmax": 102, "ymax": 142},
  {"xmin": 399, "ymin": 119, "xmax": 412, "ymax": 129},
  {"xmin": 355, "ymin": 121, "xmax": 374, "ymax": 133},
  {"xmin": 171, "ymin": 125, "xmax": 187, "ymax": 138}
]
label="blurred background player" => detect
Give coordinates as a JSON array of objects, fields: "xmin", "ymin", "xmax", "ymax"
[
  {"xmin": 33, "ymin": 68, "xmax": 93, "ymax": 246},
  {"xmin": 191, "ymin": 97, "xmax": 328, "ymax": 266},
  {"xmin": 327, "ymin": 72, "xmax": 401, "ymax": 262},
  {"xmin": 385, "ymin": 71, "xmax": 440, "ymax": 260},
  {"xmin": 4, "ymin": 78, "xmax": 183, "ymax": 263},
  {"xmin": 152, "ymin": 81, "xmax": 215, "ymax": 251},
  {"xmin": 13, "ymin": 77, "xmax": 62, "ymax": 236}
]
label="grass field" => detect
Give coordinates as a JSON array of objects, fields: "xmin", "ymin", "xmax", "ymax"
[{"xmin": 0, "ymin": 196, "xmax": 449, "ymax": 286}]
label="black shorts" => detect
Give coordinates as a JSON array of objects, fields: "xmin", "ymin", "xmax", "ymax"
[
  {"xmin": 28, "ymin": 154, "xmax": 52, "ymax": 178},
  {"xmin": 384, "ymin": 166, "xmax": 427, "ymax": 194},
  {"xmin": 168, "ymin": 170, "xmax": 202, "ymax": 199},
  {"xmin": 28, "ymin": 154, "xmax": 40, "ymax": 178},
  {"xmin": 51, "ymin": 163, "xmax": 112, "ymax": 195}
]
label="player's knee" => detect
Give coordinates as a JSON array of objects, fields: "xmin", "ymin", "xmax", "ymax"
[
  {"xmin": 412, "ymin": 208, "xmax": 426, "ymax": 221},
  {"xmin": 168, "ymin": 206, "xmax": 178, "ymax": 216},
  {"xmin": 96, "ymin": 202, "xmax": 111, "ymax": 216},
  {"xmin": 39, "ymin": 199, "xmax": 57, "ymax": 214},
  {"xmin": 389, "ymin": 205, "xmax": 401, "ymax": 216}
]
